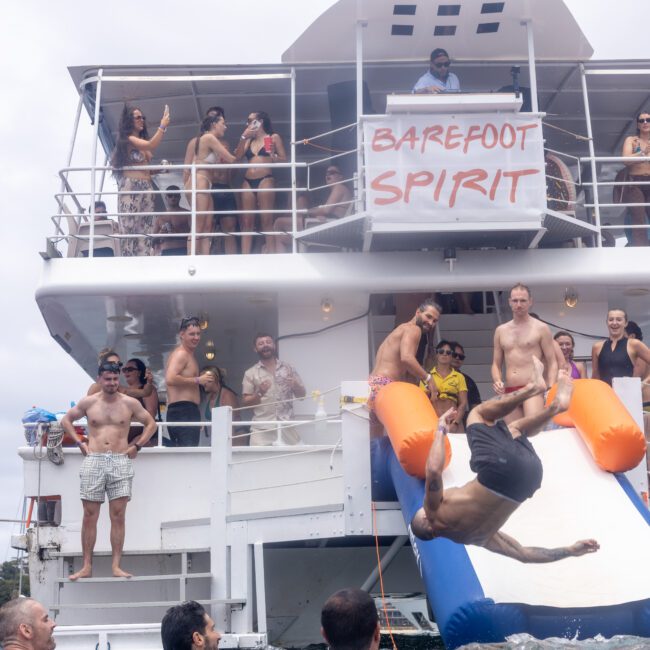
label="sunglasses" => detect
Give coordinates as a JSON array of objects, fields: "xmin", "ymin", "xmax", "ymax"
[
  {"xmin": 437, "ymin": 349, "xmax": 453, "ymax": 355},
  {"xmin": 98, "ymin": 362, "xmax": 122, "ymax": 373},
  {"xmin": 180, "ymin": 316, "xmax": 200, "ymax": 329},
  {"xmin": 133, "ymin": 115, "xmax": 145, "ymax": 121},
  {"xmin": 433, "ymin": 61, "xmax": 451, "ymax": 69},
  {"xmin": 638, "ymin": 118, "xmax": 650, "ymax": 124},
  {"xmin": 122, "ymin": 366, "xmax": 138, "ymax": 373},
  {"xmin": 452, "ymin": 352, "xmax": 465, "ymax": 360}
]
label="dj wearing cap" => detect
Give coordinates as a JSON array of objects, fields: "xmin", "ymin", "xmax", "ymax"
[{"xmin": 413, "ymin": 48, "xmax": 461, "ymax": 94}]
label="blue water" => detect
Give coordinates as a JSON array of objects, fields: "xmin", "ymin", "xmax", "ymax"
[{"xmin": 374, "ymin": 633, "xmax": 650, "ymax": 649}]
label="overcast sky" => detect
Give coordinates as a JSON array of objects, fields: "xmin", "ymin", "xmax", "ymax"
[{"xmin": 0, "ymin": 0, "xmax": 645, "ymax": 561}]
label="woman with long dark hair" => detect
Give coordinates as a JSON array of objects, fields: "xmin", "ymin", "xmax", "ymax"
[
  {"xmin": 235, "ymin": 111, "xmax": 287, "ymax": 254},
  {"xmin": 619, "ymin": 109, "xmax": 650, "ymax": 246},
  {"xmin": 199, "ymin": 366, "xmax": 243, "ymax": 445},
  {"xmin": 184, "ymin": 114, "xmax": 237, "ymax": 255},
  {"xmin": 123, "ymin": 358, "xmax": 160, "ymax": 444},
  {"xmin": 112, "ymin": 104, "xmax": 170, "ymax": 256}
]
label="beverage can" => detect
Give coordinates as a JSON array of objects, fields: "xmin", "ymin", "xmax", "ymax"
[{"xmin": 264, "ymin": 135, "xmax": 273, "ymax": 155}]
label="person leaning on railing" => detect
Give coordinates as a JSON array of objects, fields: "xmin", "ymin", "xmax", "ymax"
[
  {"xmin": 616, "ymin": 109, "xmax": 650, "ymax": 246},
  {"xmin": 111, "ymin": 103, "xmax": 171, "ymax": 256}
]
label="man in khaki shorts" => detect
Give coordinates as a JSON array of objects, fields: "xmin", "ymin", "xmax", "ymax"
[{"xmin": 61, "ymin": 361, "xmax": 156, "ymax": 580}]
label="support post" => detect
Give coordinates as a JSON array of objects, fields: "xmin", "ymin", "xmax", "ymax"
[
  {"xmin": 88, "ymin": 68, "xmax": 104, "ymax": 258},
  {"xmin": 211, "ymin": 406, "xmax": 232, "ymax": 631},
  {"xmin": 355, "ymin": 13, "xmax": 367, "ymax": 215},
  {"xmin": 523, "ymin": 20, "xmax": 539, "ymax": 113},
  {"xmin": 290, "ymin": 67, "xmax": 298, "ymax": 253},
  {"xmin": 580, "ymin": 63, "xmax": 602, "ymax": 246}
]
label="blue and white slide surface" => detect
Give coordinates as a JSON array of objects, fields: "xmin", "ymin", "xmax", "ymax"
[{"xmin": 375, "ymin": 429, "xmax": 650, "ymax": 649}]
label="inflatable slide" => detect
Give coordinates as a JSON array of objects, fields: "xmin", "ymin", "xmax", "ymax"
[{"xmin": 371, "ymin": 381, "xmax": 650, "ymax": 649}]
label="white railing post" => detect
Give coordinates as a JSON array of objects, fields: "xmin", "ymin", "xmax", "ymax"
[
  {"xmin": 355, "ymin": 16, "xmax": 366, "ymax": 215},
  {"xmin": 88, "ymin": 68, "xmax": 104, "ymax": 258},
  {"xmin": 522, "ymin": 20, "xmax": 539, "ymax": 113},
  {"xmin": 210, "ymin": 406, "xmax": 232, "ymax": 630},
  {"xmin": 290, "ymin": 67, "xmax": 298, "ymax": 254},
  {"xmin": 190, "ymin": 164, "xmax": 197, "ymax": 255},
  {"xmin": 580, "ymin": 63, "xmax": 602, "ymax": 247}
]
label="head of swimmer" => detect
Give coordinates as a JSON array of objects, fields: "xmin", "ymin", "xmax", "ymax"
[
  {"xmin": 429, "ymin": 48, "xmax": 451, "ymax": 81},
  {"xmin": 606, "ymin": 308, "xmax": 628, "ymax": 338},
  {"xmin": 414, "ymin": 298, "xmax": 441, "ymax": 333},
  {"xmin": 97, "ymin": 362, "xmax": 121, "ymax": 394},
  {"xmin": 508, "ymin": 283, "xmax": 532, "ymax": 317},
  {"xmin": 254, "ymin": 333, "xmax": 276, "ymax": 360}
]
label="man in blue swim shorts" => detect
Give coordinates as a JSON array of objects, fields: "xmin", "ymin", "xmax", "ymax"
[{"xmin": 411, "ymin": 358, "xmax": 600, "ymax": 563}]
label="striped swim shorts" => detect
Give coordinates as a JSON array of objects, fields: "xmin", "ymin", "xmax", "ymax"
[{"xmin": 79, "ymin": 452, "xmax": 134, "ymax": 502}]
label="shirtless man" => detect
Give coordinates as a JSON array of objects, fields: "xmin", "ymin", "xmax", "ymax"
[
  {"xmin": 411, "ymin": 359, "xmax": 600, "ymax": 562},
  {"xmin": 61, "ymin": 361, "xmax": 156, "ymax": 580},
  {"xmin": 368, "ymin": 299, "xmax": 441, "ymax": 432},
  {"xmin": 165, "ymin": 316, "xmax": 211, "ymax": 446},
  {"xmin": 491, "ymin": 284, "xmax": 557, "ymax": 422}
]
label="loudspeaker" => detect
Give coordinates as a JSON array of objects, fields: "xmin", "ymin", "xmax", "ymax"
[{"xmin": 498, "ymin": 85, "xmax": 533, "ymax": 113}]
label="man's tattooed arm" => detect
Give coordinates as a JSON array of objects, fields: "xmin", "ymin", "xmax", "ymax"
[{"xmin": 484, "ymin": 532, "xmax": 600, "ymax": 563}]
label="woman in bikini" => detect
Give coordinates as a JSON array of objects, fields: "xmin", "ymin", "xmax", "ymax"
[
  {"xmin": 112, "ymin": 104, "xmax": 170, "ymax": 256},
  {"xmin": 198, "ymin": 366, "xmax": 242, "ymax": 445},
  {"xmin": 236, "ymin": 111, "xmax": 287, "ymax": 254},
  {"xmin": 619, "ymin": 109, "xmax": 650, "ymax": 246},
  {"xmin": 553, "ymin": 331, "xmax": 586, "ymax": 379},
  {"xmin": 185, "ymin": 115, "xmax": 237, "ymax": 255}
]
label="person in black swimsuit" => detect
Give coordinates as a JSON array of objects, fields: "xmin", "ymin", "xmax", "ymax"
[
  {"xmin": 591, "ymin": 308, "xmax": 650, "ymax": 385},
  {"xmin": 410, "ymin": 359, "xmax": 600, "ymax": 563},
  {"xmin": 234, "ymin": 111, "xmax": 287, "ymax": 254}
]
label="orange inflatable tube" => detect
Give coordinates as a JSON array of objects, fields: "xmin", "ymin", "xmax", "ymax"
[
  {"xmin": 546, "ymin": 378, "xmax": 646, "ymax": 472},
  {"xmin": 374, "ymin": 381, "xmax": 451, "ymax": 479}
]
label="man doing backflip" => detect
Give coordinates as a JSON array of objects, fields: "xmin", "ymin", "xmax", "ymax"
[
  {"xmin": 411, "ymin": 358, "xmax": 599, "ymax": 562},
  {"xmin": 62, "ymin": 361, "xmax": 157, "ymax": 579}
]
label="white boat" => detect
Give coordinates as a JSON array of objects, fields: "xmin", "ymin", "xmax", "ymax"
[{"xmin": 15, "ymin": 1, "xmax": 650, "ymax": 648}]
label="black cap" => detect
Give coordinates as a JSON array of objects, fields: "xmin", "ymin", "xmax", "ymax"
[{"xmin": 98, "ymin": 361, "xmax": 122, "ymax": 375}]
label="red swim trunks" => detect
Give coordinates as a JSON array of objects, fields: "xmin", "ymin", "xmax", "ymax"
[
  {"xmin": 367, "ymin": 374, "xmax": 394, "ymax": 410},
  {"xmin": 504, "ymin": 385, "xmax": 525, "ymax": 394}
]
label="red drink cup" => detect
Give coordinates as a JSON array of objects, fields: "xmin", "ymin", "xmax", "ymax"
[{"xmin": 264, "ymin": 135, "xmax": 273, "ymax": 155}]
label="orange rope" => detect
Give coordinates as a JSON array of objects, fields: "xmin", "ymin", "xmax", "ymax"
[
  {"xmin": 299, "ymin": 139, "xmax": 351, "ymax": 154},
  {"xmin": 372, "ymin": 501, "xmax": 398, "ymax": 650}
]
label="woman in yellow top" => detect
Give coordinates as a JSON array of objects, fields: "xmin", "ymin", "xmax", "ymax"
[{"xmin": 422, "ymin": 340, "xmax": 468, "ymax": 432}]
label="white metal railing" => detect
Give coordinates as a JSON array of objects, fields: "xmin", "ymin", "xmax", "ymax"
[{"xmin": 579, "ymin": 154, "xmax": 650, "ymax": 245}]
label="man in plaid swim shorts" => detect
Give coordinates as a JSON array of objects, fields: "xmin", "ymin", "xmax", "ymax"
[{"xmin": 61, "ymin": 361, "xmax": 156, "ymax": 580}]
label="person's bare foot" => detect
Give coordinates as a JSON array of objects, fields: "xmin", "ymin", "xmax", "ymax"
[
  {"xmin": 554, "ymin": 369, "xmax": 574, "ymax": 412},
  {"xmin": 529, "ymin": 356, "xmax": 547, "ymax": 394},
  {"xmin": 69, "ymin": 566, "xmax": 92, "ymax": 581},
  {"xmin": 112, "ymin": 566, "xmax": 133, "ymax": 579}
]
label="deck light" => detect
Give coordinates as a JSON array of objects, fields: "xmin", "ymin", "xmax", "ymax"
[
  {"xmin": 321, "ymin": 299, "xmax": 333, "ymax": 314},
  {"xmin": 564, "ymin": 288, "xmax": 578, "ymax": 308},
  {"xmin": 199, "ymin": 314, "xmax": 209, "ymax": 330}
]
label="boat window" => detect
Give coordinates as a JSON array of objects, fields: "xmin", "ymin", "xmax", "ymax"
[
  {"xmin": 481, "ymin": 2, "xmax": 505, "ymax": 13},
  {"xmin": 434, "ymin": 25, "xmax": 457, "ymax": 36},
  {"xmin": 391, "ymin": 24, "xmax": 414, "ymax": 36},
  {"xmin": 477, "ymin": 21, "xmax": 500, "ymax": 33},
  {"xmin": 437, "ymin": 4, "xmax": 461, "ymax": 16},
  {"xmin": 393, "ymin": 4, "xmax": 416, "ymax": 15}
]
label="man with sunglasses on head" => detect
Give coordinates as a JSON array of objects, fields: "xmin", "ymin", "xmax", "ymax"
[
  {"xmin": 413, "ymin": 48, "xmax": 461, "ymax": 94},
  {"xmin": 61, "ymin": 361, "xmax": 157, "ymax": 580},
  {"xmin": 165, "ymin": 317, "xmax": 211, "ymax": 446}
]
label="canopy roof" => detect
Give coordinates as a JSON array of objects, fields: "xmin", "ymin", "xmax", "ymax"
[{"xmin": 282, "ymin": 0, "xmax": 593, "ymax": 64}]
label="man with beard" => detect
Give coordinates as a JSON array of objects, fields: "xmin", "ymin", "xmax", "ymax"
[
  {"xmin": 242, "ymin": 333, "xmax": 307, "ymax": 445},
  {"xmin": 161, "ymin": 600, "xmax": 221, "ymax": 650},
  {"xmin": 0, "ymin": 598, "xmax": 57, "ymax": 650},
  {"xmin": 61, "ymin": 361, "xmax": 156, "ymax": 580},
  {"xmin": 368, "ymin": 298, "xmax": 441, "ymax": 435},
  {"xmin": 165, "ymin": 316, "xmax": 211, "ymax": 446}
]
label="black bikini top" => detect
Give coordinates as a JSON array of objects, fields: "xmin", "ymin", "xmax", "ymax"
[{"xmin": 245, "ymin": 142, "xmax": 271, "ymax": 160}]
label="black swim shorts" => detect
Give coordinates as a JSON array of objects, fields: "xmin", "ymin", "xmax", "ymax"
[
  {"xmin": 166, "ymin": 401, "xmax": 201, "ymax": 447},
  {"xmin": 466, "ymin": 420, "xmax": 543, "ymax": 503}
]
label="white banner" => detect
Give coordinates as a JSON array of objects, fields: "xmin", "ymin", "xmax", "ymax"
[{"xmin": 362, "ymin": 113, "xmax": 546, "ymax": 223}]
